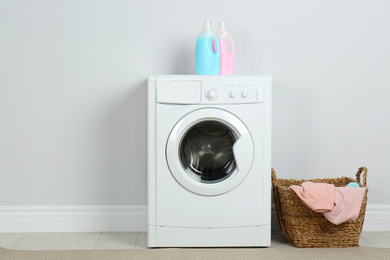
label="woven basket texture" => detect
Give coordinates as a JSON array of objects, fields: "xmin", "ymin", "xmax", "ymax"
[{"xmin": 272, "ymin": 167, "xmax": 368, "ymax": 248}]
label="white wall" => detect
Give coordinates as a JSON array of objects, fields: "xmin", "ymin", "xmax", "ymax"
[{"xmin": 1, "ymin": 0, "xmax": 390, "ymax": 230}]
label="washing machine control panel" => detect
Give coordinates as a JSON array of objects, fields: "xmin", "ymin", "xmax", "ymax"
[{"xmin": 201, "ymin": 80, "xmax": 265, "ymax": 104}]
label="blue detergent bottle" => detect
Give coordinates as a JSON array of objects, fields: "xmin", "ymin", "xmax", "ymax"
[{"xmin": 195, "ymin": 21, "xmax": 220, "ymax": 75}]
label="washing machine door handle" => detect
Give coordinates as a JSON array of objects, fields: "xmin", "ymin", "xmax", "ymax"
[{"xmin": 233, "ymin": 131, "xmax": 254, "ymax": 174}]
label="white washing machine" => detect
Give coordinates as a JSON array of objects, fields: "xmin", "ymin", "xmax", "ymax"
[{"xmin": 147, "ymin": 75, "xmax": 271, "ymax": 247}]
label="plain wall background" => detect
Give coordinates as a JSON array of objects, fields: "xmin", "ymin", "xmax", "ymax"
[{"xmin": 1, "ymin": 0, "xmax": 389, "ymax": 206}]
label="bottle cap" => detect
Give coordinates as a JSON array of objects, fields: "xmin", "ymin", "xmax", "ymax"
[
  {"xmin": 218, "ymin": 22, "xmax": 226, "ymax": 31},
  {"xmin": 203, "ymin": 21, "xmax": 211, "ymax": 29}
]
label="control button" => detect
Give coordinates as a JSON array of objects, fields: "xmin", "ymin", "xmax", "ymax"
[
  {"xmin": 229, "ymin": 91, "xmax": 236, "ymax": 98},
  {"xmin": 207, "ymin": 89, "xmax": 217, "ymax": 100},
  {"xmin": 241, "ymin": 92, "xmax": 248, "ymax": 98}
]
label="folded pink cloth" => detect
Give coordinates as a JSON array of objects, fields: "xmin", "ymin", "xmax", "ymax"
[
  {"xmin": 289, "ymin": 182, "xmax": 366, "ymax": 225},
  {"xmin": 323, "ymin": 187, "xmax": 366, "ymax": 225},
  {"xmin": 289, "ymin": 182, "xmax": 335, "ymax": 212}
]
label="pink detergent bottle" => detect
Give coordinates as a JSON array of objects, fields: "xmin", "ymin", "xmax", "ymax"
[{"xmin": 216, "ymin": 22, "xmax": 235, "ymax": 75}]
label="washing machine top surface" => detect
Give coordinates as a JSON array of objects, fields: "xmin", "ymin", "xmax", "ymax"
[{"xmin": 150, "ymin": 75, "xmax": 270, "ymax": 105}]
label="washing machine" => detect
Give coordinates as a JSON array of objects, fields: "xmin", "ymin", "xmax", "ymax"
[{"xmin": 147, "ymin": 75, "xmax": 271, "ymax": 247}]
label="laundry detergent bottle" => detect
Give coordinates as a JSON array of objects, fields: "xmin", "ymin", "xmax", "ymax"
[
  {"xmin": 195, "ymin": 21, "xmax": 220, "ymax": 75},
  {"xmin": 216, "ymin": 22, "xmax": 235, "ymax": 75}
]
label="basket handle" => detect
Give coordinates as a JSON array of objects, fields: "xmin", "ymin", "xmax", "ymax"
[{"xmin": 356, "ymin": 167, "xmax": 367, "ymax": 187}]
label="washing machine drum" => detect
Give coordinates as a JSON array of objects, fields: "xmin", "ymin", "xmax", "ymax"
[
  {"xmin": 166, "ymin": 108, "xmax": 254, "ymax": 196},
  {"xmin": 180, "ymin": 121, "xmax": 236, "ymax": 182}
]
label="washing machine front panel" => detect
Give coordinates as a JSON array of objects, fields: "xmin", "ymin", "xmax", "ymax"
[
  {"xmin": 155, "ymin": 102, "xmax": 268, "ymax": 229},
  {"xmin": 166, "ymin": 108, "xmax": 254, "ymax": 196}
]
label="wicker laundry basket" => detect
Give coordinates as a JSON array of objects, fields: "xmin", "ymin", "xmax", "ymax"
[{"xmin": 272, "ymin": 167, "xmax": 368, "ymax": 248}]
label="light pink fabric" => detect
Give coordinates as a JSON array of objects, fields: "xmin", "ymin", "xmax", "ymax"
[
  {"xmin": 289, "ymin": 182, "xmax": 366, "ymax": 225},
  {"xmin": 323, "ymin": 187, "xmax": 366, "ymax": 225},
  {"xmin": 289, "ymin": 182, "xmax": 335, "ymax": 212}
]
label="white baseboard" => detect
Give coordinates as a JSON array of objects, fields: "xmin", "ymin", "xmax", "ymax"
[
  {"xmin": 363, "ymin": 204, "xmax": 390, "ymax": 231},
  {"xmin": 0, "ymin": 204, "xmax": 389, "ymax": 233},
  {"xmin": 0, "ymin": 205, "xmax": 147, "ymax": 233}
]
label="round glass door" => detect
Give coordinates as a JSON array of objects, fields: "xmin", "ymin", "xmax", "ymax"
[
  {"xmin": 179, "ymin": 121, "xmax": 236, "ymax": 183},
  {"xmin": 166, "ymin": 108, "xmax": 254, "ymax": 196}
]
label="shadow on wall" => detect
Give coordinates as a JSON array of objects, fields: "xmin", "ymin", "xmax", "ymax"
[
  {"xmin": 272, "ymin": 79, "xmax": 313, "ymax": 178},
  {"xmin": 172, "ymin": 45, "xmax": 194, "ymax": 74},
  {"xmin": 96, "ymin": 80, "xmax": 147, "ymax": 205}
]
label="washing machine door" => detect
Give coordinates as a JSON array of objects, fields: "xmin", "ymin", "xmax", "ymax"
[{"xmin": 166, "ymin": 108, "xmax": 254, "ymax": 196}]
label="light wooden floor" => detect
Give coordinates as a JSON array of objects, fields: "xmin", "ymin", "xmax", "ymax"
[{"xmin": 1, "ymin": 232, "xmax": 390, "ymax": 250}]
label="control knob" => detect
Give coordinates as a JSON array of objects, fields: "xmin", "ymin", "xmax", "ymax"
[{"xmin": 207, "ymin": 89, "xmax": 217, "ymax": 100}]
